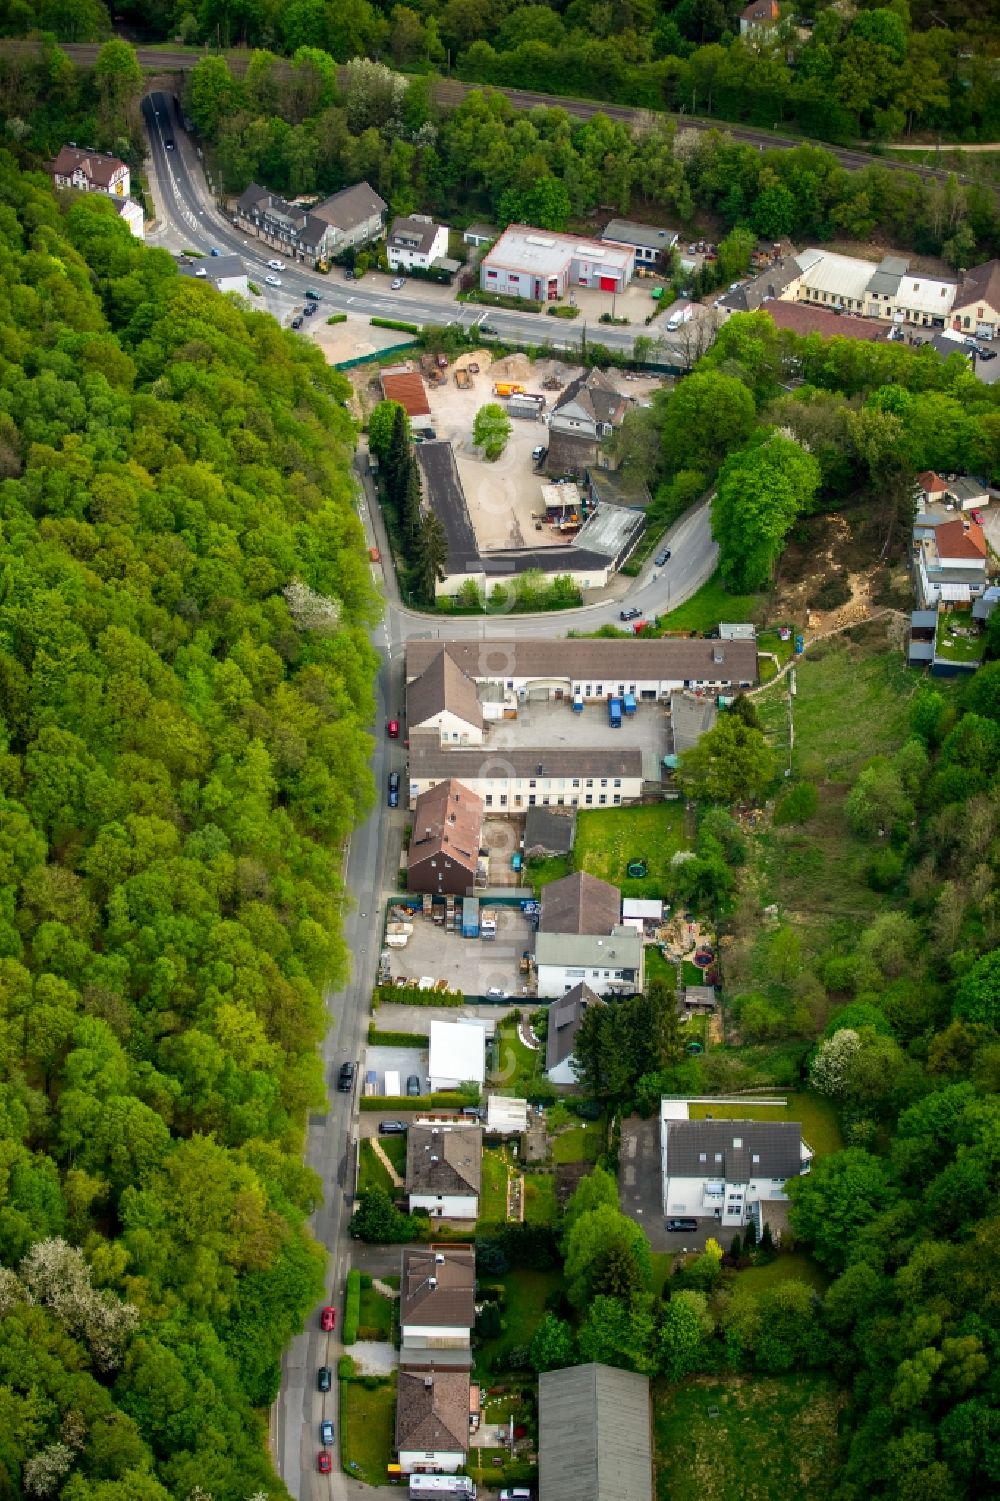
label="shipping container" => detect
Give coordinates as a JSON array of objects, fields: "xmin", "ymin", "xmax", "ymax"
[
  {"xmin": 461, "ymin": 897, "xmax": 480, "ymax": 938},
  {"xmin": 623, "ymin": 693, "xmax": 637, "ymax": 716},
  {"xmin": 384, "ymin": 1070, "xmax": 401, "ymax": 1097},
  {"xmin": 608, "ymin": 697, "xmax": 622, "ymax": 728}
]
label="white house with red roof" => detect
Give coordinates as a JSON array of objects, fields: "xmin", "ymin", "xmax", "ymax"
[
  {"xmin": 915, "ymin": 471, "xmax": 948, "ymax": 507},
  {"xmin": 915, "ymin": 516, "xmax": 989, "ymax": 607}
]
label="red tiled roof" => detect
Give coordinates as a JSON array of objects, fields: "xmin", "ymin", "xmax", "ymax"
[
  {"xmin": 916, "ymin": 471, "xmax": 947, "ymax": 492},
  {"xmin": 50, "ymin": 145, "xmax": 126, "ymax": 187},
  {"xmin": 380, "ymin": 371, "xmax": 431, "ymax": 418},
  {"xmin": 763, "ymin": 302, "xmax": 885, "ymax": 341},
  {"xmin": 934, "ymin": 519, "xmax": 987, "ymax": 560}
]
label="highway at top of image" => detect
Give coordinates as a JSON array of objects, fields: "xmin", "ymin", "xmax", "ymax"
[{"xmin": 142, "ymin": 91, "xmax": 717, "ymax": 1501}]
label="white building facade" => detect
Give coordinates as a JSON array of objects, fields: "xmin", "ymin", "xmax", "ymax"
[
  {"xmin": 535, "ymin": 928, "xmax": 643, "ymax": 999},
  {"xmin": 660, "ymin": 1109, "xmax": 812, "ymax": 1229},
  {"xmin": 388, "ymin": 215, "xmax": 449, "ymax": 271}
]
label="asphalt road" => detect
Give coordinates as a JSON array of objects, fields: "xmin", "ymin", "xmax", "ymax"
[
  {"xmin": 63, "ymin": 40, "xmax": 973, "ymax": 190},
  {"xmin": 143, "ymin": 96, "xmax": 718, "ymax": 1501}
]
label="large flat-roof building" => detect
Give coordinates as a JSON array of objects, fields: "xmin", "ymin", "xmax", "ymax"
[{"xmin": 481, "ymin": 224, "xmax": 635, "ymax": 302}]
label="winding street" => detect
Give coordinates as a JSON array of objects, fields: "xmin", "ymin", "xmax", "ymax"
[{"xmin": 141, "ymin": 94, "xmax": 717, "ymax": 1501}]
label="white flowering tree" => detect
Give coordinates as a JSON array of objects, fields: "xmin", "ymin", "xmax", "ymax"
[
  {"xmin": 809, "ymin": 1029, "xmax": 862, "ymax": 1098},
  {"xmin": 19, "ymin": 1238, "xmax": 139, "ymax": 1372}
]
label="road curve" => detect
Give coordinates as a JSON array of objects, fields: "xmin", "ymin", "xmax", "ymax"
[{"xmin": 39, "ymin": 38, "xmax": 975, "ymax": 191}]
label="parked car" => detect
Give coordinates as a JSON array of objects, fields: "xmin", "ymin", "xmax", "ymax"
[
  {"xmin": 265, "ymin": 274, "xmax": 282, "ymax": 287},
  {"xmin": 388, "ymin": 770, "xmax": 400, "ymax": 808},
  {"xmin": 620, "ymin": 606, "xmax": 641, "ymax": 622},
  {"xmin": 305, "ymin": 287, "xmax": 323, "ymax": 300},
  {"xmin": 267, "ymin": 259, "xmax": 286, "ymax": 271},
  {"xmin": 654, "ymin": 549, "xmax": 671, "ymax": 566},
  {"xmin": 379, "ymin": 1120, "xmax": 408, "ymax": 1134},
  {"xmin": 391, "ymin": 277, "xmax": 406, "ymax": 290},
  {"xmin": 343, "ymin": 267, "xmax": 354, "ymax": 280},
  {"xmin": 318, "ymin": 1365, "xmax": 332, "ymax": 1392},
  {"xmin": 980, "ymin": 348, "xmax": 997, "ymax": 360},
  {"xmin": 209, "ymin": 246, "xmax": 220, "ymax": 256},
  {"xmin": 387, "ymin": 719, "xmax": 400, "ymax": 738},
  {"xmin": 665, "ymin": 1217, "xmax": 698, "ymax": 1232},
  {"xmin": 406, "ymin": 1074, "xmax": 421, "ymax": 1096},
  {"xmin": 338, "ymin": 1061, "xmax": 355, "ymax": 1092},
  {"xmin": 532, "ymin": 445, "xmax": 547, "ymax": 462},
  {"xmin": 195, "ymin": 267, "xmax": 207, "ymax": 278},
  {"xmin": 487, "ymin": 986, "xmax": 509, "ymax": 998},
  {"xmin": 320, "ymin": 1305, "xmax": 336, "ymax": 1331},
  {"xmin": 320, "ymin": 1420, "xmax": 334, "ymax": 1446},
  {"xmin": 318, "ymin": 1452, "xmax": 332, "ymax": 1474},
  {"xmin": 480, "ymin": 323, "xmax": 498, "ymax": 335},
  {"xmin": 291, "ymin": 315, "xmax": 303, "ymax": 329},
  {"xmin": 304, "ymin": 301, "xmax": 319, "ymax": 315},
  {"xmin": 972, "ymin": 509, "xmax": 986, "ymax": 525}
]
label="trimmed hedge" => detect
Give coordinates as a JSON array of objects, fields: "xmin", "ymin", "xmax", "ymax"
[
  {"xmin": 327, "ymin": 312, "xmax": 347, "ymax": 325},
  {"xmin": 367, "ymin": 1024, "xmax": 430, "ymax": 1047},
  {"xmin": 359, "ymin": 1091, "xmax": 479, "ymax": 1112},
  {"xmin": 547, "ymin": 304, "xmax": 580, "ymax": 319},
  {"xmin": 370, "ymin": 316, "xmax": 420, "ymax": 334},
  {"xmin": 343, "ymin": 1269, "xmax": 361, "ymax": 1345},
  {"xmin": 374, "ymin": 983, "xmax": 463, "ymax": 1008}
]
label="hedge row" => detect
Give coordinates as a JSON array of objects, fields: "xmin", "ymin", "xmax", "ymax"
[
  {"xmin": 343, "ymin": 1268, "xmax": 361, "ymax": 1345},
  {"xmin": 374, "ymin": 983, "xmax": 464, "ymax": 1008},
  {"xmin": 359, "ymin": 1091, "xmax": 478, "ymax": 1112},
  {"xmin": 370, "ymin": 316, "xmax": 420, "ymax": 334},
  {"xmin": 326, "ymin": 312, "xmax": 347, "ymax": 325},
  {"xmin": 367, "ymin": 1024, "xmax": 429, "ymax": 1047}
]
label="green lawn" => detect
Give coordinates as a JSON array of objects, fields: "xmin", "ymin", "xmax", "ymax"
[
  {"xmin": 358, "ymin": 1139, "xmax": 395, "ymax": 1195},
  {"xmin": 526, "ymin": 854, "xmax": 572, "ymax": 888},
  {"xmin": 653, "ymin": 1372, "xmax": 843, "ymax": 1501},
  {"xmin": 358, "ymin": 1282, "xmax": 396, "ymax": 1340},
  {"xmin": 523, "ymin": 1171, "xmax": 558, "ymax": 1224},
  {"xmin": 935, "ymin": 608, "xmax": 982, "ymax": 664},
  {"xmin": 475, "ymin": 1269, "xmax": 564, "ymax": 1374},
  {"xmin": 492, "ymin": 1021, "xmax": 544, "ymax": 1094},
  {"xmin": 687, "ymin": 1093, "xmax": 842, "ymax": 1158},
  {"xmin": 378, "ymin": 1135, "xmax": 407, "ymax": 1173},
  {"xmin": 730, "ymin": 1252, "xmax": 829, "ymax": 1294},
  {"xmin": 340, "ymin": 1375, "xmax": 397, "ymax": 1485},
  {"xmin": 551, "ymin": 1123, "xmax": 602, "ymax": 1164},
  {"xmin": 574, "ymin": 802, "xmax": 688, "ymax": 900},
  {"xmin": 654, "ymin": 572, "xmax": 765, "ymax": 635},
  {"xmin": 650, "ymin": 1252, "xmax": 673, "ymax": 1296},
  {"xmin": 481, "ymin": 1147, "xmax": 512, "ymax": 1221},
  {"xmin": 645, "ymin": 946, "xmax": 679, "ymax": 988}
]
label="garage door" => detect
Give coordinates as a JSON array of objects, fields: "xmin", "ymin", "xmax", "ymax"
[
  {"xmin": 527, "ymin": 686, "xmax": 550, "ymax": 702},
  {"xmin": 600, "ymin": 275, "xmax": 616, "ymax": 291}
]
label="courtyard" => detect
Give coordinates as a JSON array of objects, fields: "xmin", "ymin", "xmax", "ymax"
[
  {"xmin": 384, "ymin": 902, "xmax": 536, "ymax": 999},
  {"xmin": 486, "ymin": 696, "xmax": 670, "ymax": 782}
]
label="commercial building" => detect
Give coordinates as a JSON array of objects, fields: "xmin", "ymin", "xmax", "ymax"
[
  {"xmin": 890, "ymin": 274, "xmax": 956, "ymax": 327},
  {"xmin": 395, "ymin": 1370, "xmax": 471, "ymax": 1474},
  {"xmin": 235, "ymin": 180, "xmax": 386, "ymax": 266},
  {"xmin": 480, "ymin": 224, "xmax": 635, "ymax": 302},
  {"xmin": 792, "ymin": 248, "xmax": 881, "ymax": 314},
  {"xmin": 399, "ymin": 1245, "xmax": 475, "ymax": 1369},
  {"xmin": 545, "ymin": 982, "xmax": 604, "ymax": 1083},
  {"xmin": 407, "ymin": 780, "xmax": 484, "ymax": 897},
  {"xmin": 408, "ymin": 740, "xmax": 645, "ymax": 811},
  {"xmin": 178, "ymin": 254, "xmax": 248, "ymax": 295},
  {"xmin": 380, "ymin": 369, "xmax": 433, "ymax": 426},
  {"xmin": 406, "ymin": 1123, "xmax": 482, "ymax": 1219},
  {"xmin": 660, "ymin": 1111, "xmax": 812, "ymax": 1229},
  {"xmin": 388, "ymin": 214, "xmax": 449, "ymax": 271},
  {"xmin": 535, "ymin": 928, "xmax": 643, "ymax": 999},
  {"xmin": 601, "ymin": 219, "xmax": 678, "ymax": 268},
  {"xmin": 50, "ymin": 145, "xmax": 130, "ymax": 199},
  {"xmin": 539, "ymin": 1364, "xmax": 653, "ymax": 1501},
  {"xmin": 428, "ymin": 1020, "xmax": 486, "ymax": 1092}
]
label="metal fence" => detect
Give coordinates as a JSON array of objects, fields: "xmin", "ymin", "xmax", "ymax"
[{"xmin": 334, "ymin": 341, "xmax": 419, "ymax": 371}]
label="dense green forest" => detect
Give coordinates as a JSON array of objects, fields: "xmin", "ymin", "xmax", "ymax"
[
  {"xmin": 0, "ymin": 156, "xmax": 378, "ymax": 1497},
  {"xmin": 3, "ymin": 0, "xmax": 998, "ymax": 143}
]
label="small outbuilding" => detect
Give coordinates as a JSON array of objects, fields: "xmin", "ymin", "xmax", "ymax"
[{"xmin": 428, "ymin": 1019, "xmax": 486, "ymax": 1091}]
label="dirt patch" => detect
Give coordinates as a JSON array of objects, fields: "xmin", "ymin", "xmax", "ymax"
[
  {"xmin": 555, "ymin": 1161, "xmax": 592, "ymax": 1209},
  {"xmin": 770, "ymin": 510, "xmax": 900, "ymax": 635},
  {"xmin": 824, "ymin": 237, "xmax": 953, "ymax": 278}
]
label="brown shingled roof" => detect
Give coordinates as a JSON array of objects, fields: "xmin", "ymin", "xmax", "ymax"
[
  {"xmin": 395, "ymin": 1370, "xmax": 470, "ymax": 1454},
  {"xmin": 409, "ymin": 779, "xmax": 483, "ymax": 879},
  {"xmin": 381, "ymin": 370, "xmax": 431, "ymax": 417},
  {"xmin": 406, "ymin": 648, "xmax": 484, "ymax": 734},
  {"xmin": 762, "ymin": 302, "xmax": 885, "ymax": 341},
  {"xmin": 540, "ymin": 871, "xmax": 621, "ymax": 936},
  {"xmin": 50, "ymin": 145, "xmax": 126, "ymax": 187},
  {"xmin": 401, "ymin": 1246, "xmax": 475, "ymax": 1329},
  {"xmin": 954, "ymin": 260, "xmax": 1000, "ymax": 317}
]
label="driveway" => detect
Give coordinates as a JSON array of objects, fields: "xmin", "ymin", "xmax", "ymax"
[{"xmin": 619, "ymin": 1115, "xmax": 743, "ymax": 1255}]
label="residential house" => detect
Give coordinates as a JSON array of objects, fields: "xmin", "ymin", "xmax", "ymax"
[
  {"xmin": 50, "ymin": 145, "xmax": 130, "ymax": 198},
  {"xmin": 535, "ymin": 928, "xmax": 643, "ymax": 999},
  {"xmin": 601, "ymin": 219, "xmax": 678, "ymax": 270},
  {"xmin": 395, "ymin": 1370, "xmax": 471, "ymax": 1474},
  {"xmin": 915, "ymin": 516, "xmax": 989, "ymax": 607},
  {"xmin": 388, "ymin": 214, "xmax": 449, "ymax": 272},
  {"xmin": 717, "ymin": 256, "xmax": 801, "ymax": 317},
  {"xmin": 407, "ymin": 779, "xmax": 483, "ymax": 897},
  {"xmin": 399, "ymin": 1245, "xmax": 475, "ymax": 1369},
  {"xmin": 539, "ymin": 1364, "xmax": 653, "ymax": 1501},
  {"xmin": 379, "ymin": 369, "xmax": 433, "ymax": 427},
  {"xmin": 523, "ymin": 805, "xmax": 577, "ymax": 859},
  {"xmin": 545, "ymin": 981, "xmax": 604, "ymax": 1083},
  {"xmin": 539, "ymin": 871, "xmax": 621, "ymax": 936},
  {"xmin": 948, "ymin": 476, "xmax": 989, "ymax": 511},
  {"xmin": 406, "ymin": 1122, "xmax": 482, "ymax": 1218},
  {"xmin": 178, "ymin": 254, "xmax": 248, "ymax": 295},
  {"xmin": 546, "ymin": 368, "xmax": 632, "ymax": 473},
  {"xmin": 428, "ymin": 1020, "xmax": 486, "ymax": 1092},
  {"xmin": 660, "ymin": 1111, "xmax": 813, "ymax": 1228},
  {"xmin": 480, "ymin": 225, "xmax": 635, "ymax": 302},
  {"xmin": 463, "ymin": 223, "xmax": 497, "ymax": 248},
  {"xmin": 235, "ymin": 180, "xmax": 385, "ymax": 266},
  {"xmin": 951, "ymin": 259, "xmax": 1000, "ymax": 338},
  {"xmin": 114, "ymin": 198, "xmax": 145, "ymax": 240},
  {"xmin": 740, "ymin": 0, "xmax": 781, "ymax": 34},
  {"xmin": 915, "ymin": 471, "xmax": 949, "ymax": 507},
  {"xmin": 406, "ymin": 649, "xmax": 485, "ymax": 746}
]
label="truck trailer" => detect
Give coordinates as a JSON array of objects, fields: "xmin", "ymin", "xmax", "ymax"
[{"xmin": 608, "ymin": 697, "xmax": 623, "ymax": 728}]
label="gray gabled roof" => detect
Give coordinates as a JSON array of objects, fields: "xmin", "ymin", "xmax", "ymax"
[
  {"xmin": 602, "ymin": 219, "xmax": 678, "ymax": 252},
  {"xmin": 524, "ymin": 805, "xmax": 577, "ymax": 857},
  {"xmin": 406, "ymin": 648, "xmax": 484, "ymax": 733},
  {"xmin": 405, "ymin": 637, "xmax": 759, "ymax": 688},
  {"xmin": 539, "ymin": 1364, "xmax": 652, "ymax": 1501},
  {"xmin": 546, "ymin": 982, "xmax": 603, "ymax": 1070},
  {"xmin": 406, "ymin": 1124, "xmax": 482, "ymax": 1196},
  {"xmin": 311, "ymin": 181, "xmax": 386, "ymax": 231},
  {"xmin": 553, "ymin": 367, "xmax": 630, "ymax": 428},
  {"xmin": 663, "ymin": 1120, "xmax": 803, "ymax": 1182}
]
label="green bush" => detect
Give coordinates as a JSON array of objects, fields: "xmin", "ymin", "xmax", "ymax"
[
  {"xmin": 461, "ymin": 289, "xmax": 542, "ymax": 313},
  {"xmin": 547, "ymin": 305, "xmax": 580, "ymax": 318},
  {"xmin": 343, "ymin": 1269, "xmax": 361, "ymax": 1345},
  {"xmin": 359, "ymin": 1272, "xmax": 373, "ymax": 1290},
  {"xmin": 359, "ymin": 1090, "xmax": 479, "ymax": 1112},
  {"xmin": 373, "ymin": 983, "xmax": 463, "ymax": 1008},
  {"xmin": 327, "ymin": 312, "xmax": 347, "ymax": 325},
  {"xmin": 773, "ymin": 781, "xmax": 819, "ymax": 825},
  {"xmin": 339, "ymin": 1355, "xmax": 357, "ymax": 1379},
  {"xmin": 370, "ymin": 317, "xmax": 420, "ymax": 334},
  {"xmin": 368, "ymin": 1024, "xmax": 430, "ymax": 1047}
]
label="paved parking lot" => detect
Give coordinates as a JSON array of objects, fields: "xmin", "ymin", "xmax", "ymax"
[
  {"xmin": 364, "ymin": 1043, "xmax": 427, "ymax": 1093},
  {"xmin": 386, "ymin": 906, "xmax": 535, "ymax": 999},
  {"xmin": 488, "ymin": 698, "xmax": 669, "ymax": 780},
  {"xmin": 619, "ymin": 1114, "xmax": 743, "ymax": 1254}
]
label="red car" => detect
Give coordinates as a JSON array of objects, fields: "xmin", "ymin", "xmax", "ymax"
[
  {"xmin": 972, "ymin": 509, "xmax": 985, "ymax": 525},
  {"xmin": 320, "ymin": 1305, "xmax": 336, "ymax": 1331},
  {"xmin": 318, "ymin": 1451, "xmax": 332, "ymax": 1474},
  {"xmin": 387, "ymin": 719, "xmax": 400, "ymax": 739}
]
